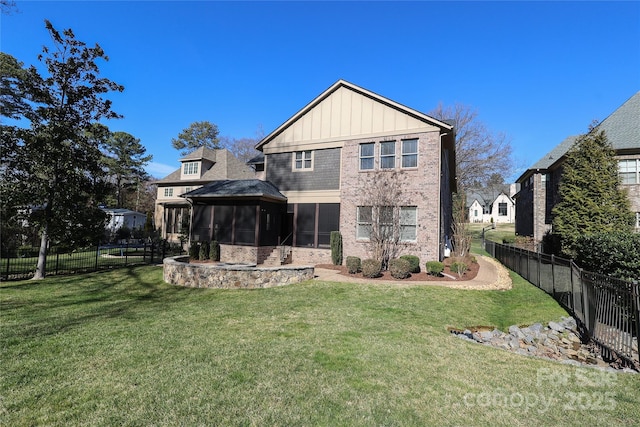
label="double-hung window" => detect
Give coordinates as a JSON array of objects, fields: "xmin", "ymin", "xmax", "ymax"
[
  {"xmin": 294, "ymin": 150, "xmax": 313, "ymax": 170},
  {"xmin": 401, "ymin": 139, "xmax": 418, "ymax": 168},
  {"xmin": 356, "ymin": 206, "xmax": 373, "ymax": 239},
  {"xmin": 380, "ymin": 141, "xmax": 395, "ymax": 169},
  {"xmin": 498, "ymin": 202, "xmax": 507, "ymax": 216},
  {"xmin": 183, "ymin": 161, "xmax": 199, "ymax": 175},
  {"xmin": 619, "ymin": 159, "xmax": 640, "ymax": 184},
  {"xmin": 399, "ymin": 206, "xmax": 417, "ymax": 242},
  {"xmin": 164, "ymin": 187, "xmax": 173, "ymax": 197},
  {"xmin": 359, "ymin": 143, "xmax": 375, "ymax": 170}
]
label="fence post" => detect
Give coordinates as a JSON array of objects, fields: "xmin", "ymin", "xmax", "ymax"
[
  {"xmin": 634, "ymin": 282, "xmax": 640, "ymax": 364},
  {"xmin": 125, "ymin": 241, "xmax": 129, "ymax": 266},
  {"xmin": 551, "ymin": 254, "xmax": 556, "ymax": 297},
  {"xmin": 95, "ymin": 244, "xmax": 100, "ymax": 272},
  {"xmin": 5, "ymin": 256, "xmax": 10, "ymax": 279},
  {"xmin": 580, "ymin": 266, "xmax": 591, "ymax": 335},
  {"xmin": 55, "ymin": 252, "xmax": 60, "ymax": 276}
]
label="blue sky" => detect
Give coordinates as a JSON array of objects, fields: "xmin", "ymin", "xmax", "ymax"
[{"xmin": 2, "ymin": 1, "xmax": 639, "ymax": 180}]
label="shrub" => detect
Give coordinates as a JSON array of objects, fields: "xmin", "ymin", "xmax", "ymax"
[
  {"xmin": 389, "ymin": 258, "xmax": 411, "ymax": 279},
  {"xmin": 450, "ymin": 261, "xmax": 468, "ymax": 277},
  {"xmin": 330, "ymin": 231, "xmax": 343, "ymax": 266},
  {"xmin": 469, "ymin": 255, "xmax": 477, "ymax": 264},
  {"xmin": 502, "ymin": 236, "xmax": 516, "ymax": 244},
  {"xmin": 199, "ymin": 241, "xmax": 210, "ymax": 260},
  {"xmin": 188, "ymin": 243, "xmax": 200, "ymax": 260},
  {"xmin": 361, "ymin": 258, "xmax": 382, "ymax": 278},
  {"xmin": 574, "ymin": 232, "xmax": 640, "ymax": 281},
  {"xmin": 210, "ymin": 240, "xmax": 220, "ymax": 261},
  {"xmin": 426, "ymin": 261, "xmax": 444, "ymax": 276},
  {"xmin": 346, "ymin": 256, "xmax": 361, "ymax": 274},
  {"xmin": 400, "ymin": 255, "xmax": 420, "ymax": 273}
]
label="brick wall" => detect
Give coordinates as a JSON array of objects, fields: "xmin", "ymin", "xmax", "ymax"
[{"xmin": 339, "ymin": 131, "xmax": 443, "ymax": 264}]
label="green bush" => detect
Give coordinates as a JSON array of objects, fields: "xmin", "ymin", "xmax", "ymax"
[
  {"xmin": 575, "ymin": 232, "xmax": 640, "ymax": 281},
  {"xmin": 400, "ymin": 255, "xmax": 420, "ymax": 273},
  {"xmin": 450, "ymin": 261, "xmax": 468, "ymax": 277},
  {"xmin": 502, "ymin": 236, "xmax": 516, "ymax": 244},
  {"xmin": 389, "ymin": 258, "xmax": 411, "ymax": 279},
  {"xmin": 188, "ymin": 243, "xmax": 200, "ymax": 260},
  {"xmin": 361, "ymin": 259, "xmax": 382, "ymax": 278},
  {"xmin": 426, "ymin": 261, "xmax": 444, "ymax": 276},
  {"xmin": 210, "ymin": 241, "xmax": 220, "ymax": 261},
  {"xmin": 330, "ymin": 231, "xmax": 343, "ymax": 266},
  {"xmin": 346, "ymin": 256, "xmax": 361, "ymax": 274},
  {"xmin": 199, "ymin": 241, "xmax": 210, "ymax": 260}
]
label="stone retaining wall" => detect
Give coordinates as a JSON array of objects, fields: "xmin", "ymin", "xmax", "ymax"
[{"xmin": 163, "ymin": 256, "xmax": 314, "ymax": 289}]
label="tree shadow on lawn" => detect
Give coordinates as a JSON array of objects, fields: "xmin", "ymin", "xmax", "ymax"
[{"xmin": 1, "ymin": 266, "xmax": 203, "ymax": 341}]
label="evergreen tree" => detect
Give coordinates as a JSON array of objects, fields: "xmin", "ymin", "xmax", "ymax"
[
  {"xmin": 551, "ymin": 129, "xmax": 634, "ymax": 257},
  {"xmin": 1, "ymin": 21, "xmax": 123, "ymax": 279},
  {"xmin": 171, "ymin": 121, "xmax": 220, "ymax": 156}
]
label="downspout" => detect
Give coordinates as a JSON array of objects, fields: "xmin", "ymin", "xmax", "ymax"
[{"xmin": 438, "ymin": 132, "xmax": 450, "ymax": 261}]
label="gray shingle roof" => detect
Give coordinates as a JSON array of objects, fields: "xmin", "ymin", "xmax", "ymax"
[
  {"xmin": 156, "ymin": 149, "xmax": 254, "ymax": 184},
  {"xmin": 519, "ymin": 91, "xmax": 640, "ymax": 182},
  {"xmin": 182, "ymin": 180, "xmax": 286, "ymax": 202}
]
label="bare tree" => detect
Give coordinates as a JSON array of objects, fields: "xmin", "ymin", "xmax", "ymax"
[
  {"xmin": 451, "ymin": 192, "xmax": 472, "ymax": 258},
  {"xmin": 357, "ymin": 171, "xmax": 412, "ymax": 269},
  {"xmin": 220, "ymin": 125, "xmax": 264, "ymax": 163},
  {"xmin": 429, "ymin": 103, "xmax": 513, "ymax": 190}
]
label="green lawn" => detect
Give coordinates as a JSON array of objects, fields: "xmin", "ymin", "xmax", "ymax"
[
  {"xmin": 1, "ymin": 265, "xmax": 638, "ymax": 426},
  {"xmin": 468, "ymin": 222, "xmax": 516, "ymax": 244}
]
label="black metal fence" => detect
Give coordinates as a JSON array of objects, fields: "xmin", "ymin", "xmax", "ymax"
[
  {"xmin": 485, "ymin": 240, "xmax": 640, "ymax": 367},
  {"xmin": 1, "ymin": 241, "xmax": 184, "ymax": 281}
]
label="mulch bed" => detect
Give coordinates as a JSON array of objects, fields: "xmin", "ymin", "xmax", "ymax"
[{"xmin": 316, "ymin": 257, "xmax": 480, "ymax": 282}]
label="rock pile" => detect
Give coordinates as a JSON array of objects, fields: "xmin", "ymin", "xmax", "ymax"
[{"xmin": 451, "ymin": 316, "xmax": 637, "ymax": 372}]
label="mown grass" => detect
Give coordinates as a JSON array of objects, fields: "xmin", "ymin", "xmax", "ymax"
[
  {"xmin": 1, "ymin": 265, "xmax": 638, "ymax": 426},
  {"xmin": 468, "ymin": 222, "xmax": 516, "ymax": 244}
]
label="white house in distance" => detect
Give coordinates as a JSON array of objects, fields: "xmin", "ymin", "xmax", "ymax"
[
  {"xmin": 102, "ymin": 208, "xmax": 147, "ymax": 232},
  {"xmin": 467, "ymin": 184, "xmax": 517, "ymax": 224}
]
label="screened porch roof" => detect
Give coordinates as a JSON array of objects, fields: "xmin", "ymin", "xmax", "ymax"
[{"xmin": 181, "ymin": 179, "xmax": 287, "ymax": 203}]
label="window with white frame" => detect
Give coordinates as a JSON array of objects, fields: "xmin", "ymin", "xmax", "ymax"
[
  {"xmin": 399, "ymin": 206, "xmax": 417, "ymax": 241},
  {"xmin": 294, "ymin": 150, "xmax": 313, "ymax": 170},
  {"xmin": 359, "ymin": 143, "xmax": 375, "ymax": 170},
  {"xmin": 498, "ymin": 202, "xmax": 507, "ymax": 216},
  {"xmin": 356, "ymin": 206, "xmax": 372, "ymax": 239},
  {"xmin": 380, "ymin": 141, "xmax": 395, "ymax": 169},
  {"xmin": 183, "ymin": 161, "xmax": 199, "ymax": 175},
  {"xmin": 619, "ymin": 159, "xmax": 640, "ymax": 184},
  {"xmin": 636, "ymin": 212, "xmax": 640, "ymax": 229},
  {"xmin": 401, "ymin": 139, "xmax": 418, "ymax": 168},
  {"xmin": 356, "ymin": 206, "xmax": 417, "ymax": 242},
  {"xmin": 164, "ymin": 187, "xmax": 173, "ymax": 197}
]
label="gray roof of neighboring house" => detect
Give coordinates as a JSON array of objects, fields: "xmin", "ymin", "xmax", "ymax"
[
  {"xmin": 247, "ymin": 153, "xmax": 265, "ymax": 165},
  {"xmin": 466, "ymin": 186, "xmax": 513, "ymax": 208},
  {"xmin": 157, "ymin": 148, "xmax": 254, "ymax": 184},
  {"xmin": 181, "ymin": 179, "xmax": 287, "ymax": 202},
  {"xmin": 518, "ymin": 91, "xmax": 640, "ymax": 182}
]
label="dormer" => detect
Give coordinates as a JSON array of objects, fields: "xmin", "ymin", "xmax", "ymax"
[{"xmin": 179, "ymin": 147, "xmax": 217, "ymax": 180}]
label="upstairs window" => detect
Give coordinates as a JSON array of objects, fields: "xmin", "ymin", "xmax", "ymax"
[
  {"xmin": 401, "ymin": 139, "xmax": 418, "ymax": 168},
  {"xmin": 498, "ymin": 202, "xmax": 507, "ymax": 216},
  {"xmin": 359, "ymin": 143, "xmax": 375, "ymax": 170},
  {"xmin": 380, "ymin": 141, "xmax": 395, "ymax": 169},
  {"xmin": 619, "ymin": 159, "xmax": 639, "ymax": 184},
  {"xmin": 183, "ymin": 161, "xmax": 199, "ymax": 175},
  {"xmin": 294, "ymin": 150, "xmax": 313, "ymax": 171},
  {"xmin": 164, "ymin": 187, "xmax": 173, "ymax": 197}
]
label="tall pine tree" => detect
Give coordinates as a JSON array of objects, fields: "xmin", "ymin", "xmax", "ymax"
[{"xmin": 551, "ymin": 128, "xmax": 634, "ymax": 257}]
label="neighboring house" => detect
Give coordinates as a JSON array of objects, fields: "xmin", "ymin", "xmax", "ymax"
[
  {"xmin": 155, "ymin": 147, "xmax": 254, "ymax": 242},
  {"xmin": 182, "ymin": 80, "xmax": 456, "ymax": 265},
  {"xmin": 102, "ymin": 208, "xmax": 146, "ymax": 232},
  {"xmin": 467, "ymin": 185, "xmax": 517, "ymax": 224},
  {"xmin": 515, "ymin": 91, "xmax": 640, "ymax": 243}
]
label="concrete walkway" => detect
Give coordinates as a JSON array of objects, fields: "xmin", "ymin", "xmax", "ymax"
[{"xmin": 313, "ymin": 255, "xmax": 512, "ymax": 290}]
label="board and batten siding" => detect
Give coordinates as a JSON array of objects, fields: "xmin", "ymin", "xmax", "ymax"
[{"xmin": 263, "ymin": 86, "xmax": 437, "ymax": 154}]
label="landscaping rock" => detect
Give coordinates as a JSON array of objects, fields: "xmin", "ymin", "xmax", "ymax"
[{"xmin": 451, "ymin": 316, "xmax": 638, "ymax": 372}]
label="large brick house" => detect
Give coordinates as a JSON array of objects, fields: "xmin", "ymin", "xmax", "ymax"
[
  {"xmin": 515, "ymin": 91, "xmax": 640, "ymax": 243},
  {"xmin": 182, "ymin": 80, "xmax": 456, "ymax": 265}
]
